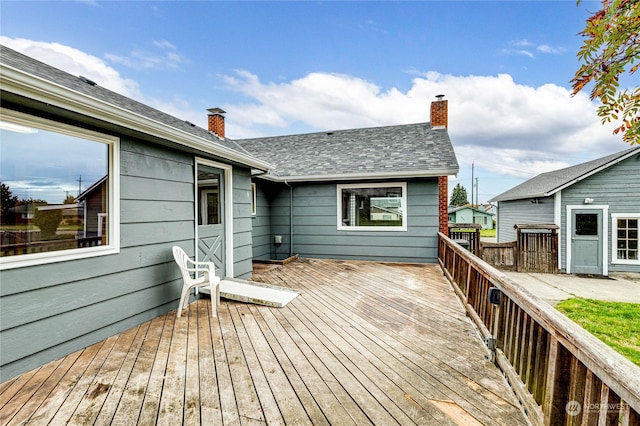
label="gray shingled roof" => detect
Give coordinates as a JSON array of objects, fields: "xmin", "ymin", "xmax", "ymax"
[
  {"xmin": 235, "ymin": 123, "xmax": 459, "ymax": 180},
  {"xmin": 490, "ymin": 147, "xmax": 640, "ymax": 202},
  {"xmin": 0, "ymin": 45, "xmax": 263, "ymax": 166}
]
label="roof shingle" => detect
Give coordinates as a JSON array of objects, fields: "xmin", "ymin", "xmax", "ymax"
[
  {"xmin": 490, "ymin": 147, "xmax": 640, "ymax": 202},
  {"xmin": 235, "ymin": 123, "xmax": 459, "ymax": 180}
]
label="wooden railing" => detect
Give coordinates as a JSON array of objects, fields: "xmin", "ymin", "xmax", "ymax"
[{"xmin": 438, "ymin": 232, "xmax": 640, "ymax": 425}]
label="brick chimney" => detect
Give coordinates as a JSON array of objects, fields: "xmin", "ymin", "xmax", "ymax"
[
  {"xmin": 430, "ymin": 94, "xmax": 448, "ymax": 129},
  {"xmin": 432, "ymin": 95, "xmax": 449, "ymax": 235},
  {"xmin": 207, "ymin": 107, "xmax": 226, "ymax": 138}
]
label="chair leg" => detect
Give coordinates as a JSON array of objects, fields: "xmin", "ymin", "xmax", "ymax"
[
  {"xmin": 177, "ymin": 285, "xmax": 191, "ymax": 318},
  {"xmin": 209, "ymin": 282, "xmax": 218, "ymax": 317}
]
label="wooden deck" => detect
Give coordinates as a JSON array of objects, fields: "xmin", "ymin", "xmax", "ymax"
[{"xmin": 0, "ymin": 258, "xmax": 529, "ymax": 425}]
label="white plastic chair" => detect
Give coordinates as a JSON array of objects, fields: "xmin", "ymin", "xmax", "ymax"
[{"xmin": 172, "ymin": 246, "xmax": 221, "ymax": 317}]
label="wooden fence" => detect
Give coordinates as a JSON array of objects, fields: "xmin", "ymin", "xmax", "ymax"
[
  {"xmin": 480, "ymin": 241, "xmax": 517, "ymax": 270},
  {"xmin": 438, "ymin": 232, "xmax": 640, "ymax": 426},
  {"xmin": 448, "ymin": 223, "xmax": 482, "ymax": 255},
  {"xmin": 480, "ymin": 224, "xmax": 558, "ymax": 273}
]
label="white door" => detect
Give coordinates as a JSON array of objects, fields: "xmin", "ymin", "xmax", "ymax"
[
  {"xmin": 196, "ymin": 164, "xmax": 226, "ymax": 278},
  {"xmin": 571, "ymin": 209, "xmax": 603, "ymax": 275}
]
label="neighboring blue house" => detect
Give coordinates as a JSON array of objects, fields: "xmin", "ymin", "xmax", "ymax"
[
  {"xmin": 448, "ymin": 205, "xmax": 495, "ymax": 230},
  {"xmin": 490, "ymin": 147, "xmax": 640, "ymax": 276},
  {"xmin": 0, "ymin": 46, "xmax": 458, "ymax": 380}
]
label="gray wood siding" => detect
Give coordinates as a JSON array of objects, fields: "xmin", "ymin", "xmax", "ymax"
[
  {"xmin": 252, "ymin": 183, "xmax": 272, "ymax": 260},
  {"xmin": 270, "ymin": 186, "xmax": 293, "ymax": 260},
  {"xmin": 257, "ymin": 180, "xmax": 439, "ymax": 263},
  {"xmin": 496, "ymin": 197, "xmax": 555, "ymax": 242},
  {"xmin": 231, "ymin": 168, "xmax": 254, "ymax": 279},
  {"xmin": 0, "ymin": 137, "xmax": 253, "ymax": 380},
  {"xmin": 560, "ymin": 153, "xmax": 640, "ymax": 274}
]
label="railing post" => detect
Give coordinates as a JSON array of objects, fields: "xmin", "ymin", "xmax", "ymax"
[{"xmin": 543, "ymin": 337, "xmax": 572, "ymax": 425}]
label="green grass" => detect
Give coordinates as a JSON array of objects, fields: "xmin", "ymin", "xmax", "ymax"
[
  {"xmin": 480, "ymin": 228, "xmax": 496, "ymax": 238},
  {"xmin": 555, "ymin": 298, "xmax": 640, "ymax": 366}
]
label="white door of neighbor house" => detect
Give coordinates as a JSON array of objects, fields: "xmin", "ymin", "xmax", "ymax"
[
  {"xmin": 571, "ymin": 209, "xmax": 603, "ymax": 275},
  {"xmin": 196, "ymin": 163, "xmax": 226, "ymax": 278}
]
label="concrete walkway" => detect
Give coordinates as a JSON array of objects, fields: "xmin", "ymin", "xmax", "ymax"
[{"xmin": 504, "ymin": 271, "xmax": 640, "ymax": 305}]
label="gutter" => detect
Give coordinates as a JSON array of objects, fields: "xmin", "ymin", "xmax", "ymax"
[
  {"xmin": 284, "ymin": 180, "xmax": 294, "ymax": 257},
  {"xmin": 0, "ymin": 63, "xmax": 274, "ymax": 172},
  {"xmin": 256, "ymin": 169, "xmax": 459, "ymax": 183}
]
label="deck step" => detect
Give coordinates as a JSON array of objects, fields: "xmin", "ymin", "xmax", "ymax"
[{"xmin": 202, "ymin": 278, "xmax": 299, "ymax": 307}]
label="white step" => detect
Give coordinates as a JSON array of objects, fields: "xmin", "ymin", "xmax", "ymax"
[{"xmin": 201, "ymin": 278, "xmax": 299, "ymax": 308}]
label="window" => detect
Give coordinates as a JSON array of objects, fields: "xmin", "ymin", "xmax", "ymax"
[
  {"xmin": 197, "ymin": 166, "xmax": 221, "ymax": 225},
  {"xmin": 337, "ymin": 183, "xmax": 407, "ymax": 231},
  {"xmin": 0, "ymin": 109, "xmax": 119, "ymax": 269},
  {"xmin": 612, "ymin": 214, "xmax": 639, "ymax": 264},
  {"xmin": 576, "ymin": 213, "xmax": 599, "ymax": 236}
]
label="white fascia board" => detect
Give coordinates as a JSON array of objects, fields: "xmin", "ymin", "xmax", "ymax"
[
  {"xmin": 0, "ymin": 64, "xmax": 274, "ymax": 172},
  {"xmin": 550, "ymin": 148, "xmax": 640, "ymax": 195},
  {"xmin": 256, "ymin": 169, "xmax": 458, "ymax": 183}
]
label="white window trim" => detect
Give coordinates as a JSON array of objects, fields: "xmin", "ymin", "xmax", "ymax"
[
  {"xmin": 611, "ymin": 213, "xmax": 640, "ymax": 265},
  {"xmin": 336, "ymin": 182, "xmax": 408, "ymax": 232},
  {"xmin": 0, "ymin": 108, "xmax": 120, "ymax": 270},
  {"xmin": 251, "ymin": 183, "xmax": 257, "ymax": 217}
]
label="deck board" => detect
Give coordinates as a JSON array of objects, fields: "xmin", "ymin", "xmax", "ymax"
[{"xmin": 0, "ymin": 259, "xmax": 528, "ymax": 425}]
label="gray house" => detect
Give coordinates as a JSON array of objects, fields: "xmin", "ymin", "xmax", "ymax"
[
  {"xmin": 0, "ymin": 46, "xmax": 272, "ymax": 380},
  {"xmin": 491, "ymin": 147, "xmax": 640, "ymax": 276},
  {"xmin": 0, "ymin": 47, "xmax": 459, "ymax": 380},
  {"xmin": 235, "ymin": 97, "xmax": 458, "ymax": 264}
]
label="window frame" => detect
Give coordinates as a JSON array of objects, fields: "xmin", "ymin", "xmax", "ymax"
[
  {"xmin": 611, "ymin": 213, "xmax": 640, "ymax": 265},
  {"xmin": 336, "ymin": 182, "xmax": 407, "ymax": 232},
  {"xmin": 251, "ymin": 183, "xmax": 257, "ymax": 217},
  {"xmin": 0, "ymin": 108, "xmax": 120, "ymax": 270}
]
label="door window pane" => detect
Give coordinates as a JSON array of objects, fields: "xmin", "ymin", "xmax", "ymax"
[
  {"xmin": 575, "ymin": 214, "xmax": 598, "ymax": 236},
  {"xmin": 198, "ymin": 167, "xmax": 221, "ymax": 225}
]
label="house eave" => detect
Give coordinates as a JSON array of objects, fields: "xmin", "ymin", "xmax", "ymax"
[
  {"xmin": 256, "ymin": 169, "xmax": 459, "ymax": 183},
  {"xmin": 0, "ymin": 63, "xmax": 274, "ymax": 172},
  {"xmin": 492, "ymin": 192, "xmax": 552, "ymax": 203}
]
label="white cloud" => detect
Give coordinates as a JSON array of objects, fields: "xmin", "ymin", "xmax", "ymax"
[
  {"xmin": 105, "ymin": 40, "xmax": 188, "ymax": 70},
  {"xmin": 220, "ymin": 70, "xmax": 625, "ymax": 178},
  {"xmin": 537, "ymin": 44, "xmax": 564, "ymax": 54},
  {"xmin": 1, "ymin": 38, "xmax": 626, "ymax": 182},
  {"xmin": 501, "ymin": 39, "xmax": 564, "ymax": 58},
  {"xmin": 0, "ymin": 37, "xmax": 201, "ymax": 122},
  {"xmin": 0, "ymin": 36, "xmax": 142, "ymax": 99}
]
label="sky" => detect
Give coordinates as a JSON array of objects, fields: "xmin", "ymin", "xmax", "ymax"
[{"xmin": 0, "ymin": 0, "xmax": 633, "ymax": 204}]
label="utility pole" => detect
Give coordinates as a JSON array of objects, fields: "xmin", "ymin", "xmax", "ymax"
[
  {"xmin": 471, "ymin": 162, "xmax": 474, "ymax": 207},
  {"xmin": 475, "ymin": 177, "xmax": 479, "ymax": 209},
  {"xmin": 77, "ymin": 175, "xmax": 82, "ymax": 197}
]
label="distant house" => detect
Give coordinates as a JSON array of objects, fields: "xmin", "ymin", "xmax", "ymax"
[
  {"xmin": 75, "ymin": 176, "xmax": 107, "ymax": 242},
  {"xmin": 235, "ymin": 97, "xmax": 458, "ymax": 264},
  {"xmin": 490, "ymin": 147, "xmax": 640, "ymax": 276},
  {"xmin": 448, "ymin": 205, "xmax": 495, "ymax": 230},
  {"xmin": 0, "ymin": 46, "xmax": 458, "ymax": 380}
]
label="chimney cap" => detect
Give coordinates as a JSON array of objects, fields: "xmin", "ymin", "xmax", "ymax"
[
  {"xmin": 207, "ymin": 107, "xmax": 226, "ymax": 115},
  {"xmin": 435, "ymin": 94, "xmax": 445, "ymax": 100}
]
